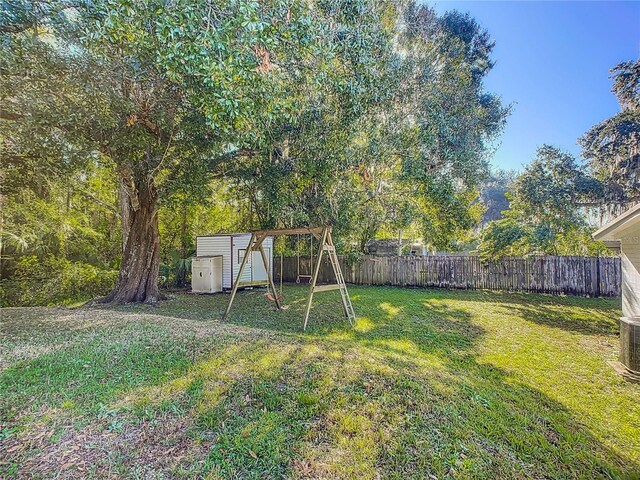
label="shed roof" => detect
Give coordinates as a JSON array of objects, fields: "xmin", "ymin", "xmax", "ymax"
[
  {"xmin": 593, "ymin": 203, "xmax": 640, "ymax": 241},
  {"xmin": 196, "ymin": 234, "xmax": 248, "ymax": 238}
]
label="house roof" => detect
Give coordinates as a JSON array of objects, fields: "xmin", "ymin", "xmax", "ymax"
[{"xmin": 593, "ymin": 203, "xmax": 640, "ymax": 241}]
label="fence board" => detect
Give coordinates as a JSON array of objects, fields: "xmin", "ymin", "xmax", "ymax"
[{"xmin": 274, "ymin": 255, "xmax": 621, "ymax": 297}]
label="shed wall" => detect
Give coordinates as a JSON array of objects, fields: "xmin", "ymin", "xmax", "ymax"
[
  {"xmin": 231, "ymin": 235, "xmax": 254, "ymax": 286},
  {"xmin": 231, "ymin": 235, "xmax": 273, "ymax": 286},
  {"xmin": 196, "ymin": 236, "xmax": 233, "ymax": 288},
  {"xmin": 196, "ymin": 234, "xmax": 273, "ymax": 289}
]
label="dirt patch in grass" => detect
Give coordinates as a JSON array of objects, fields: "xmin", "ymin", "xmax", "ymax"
[
  {"xmin": 0, "ymin": 301, "xmax": 284, "ymax": 373},
  {"xmin": 1, "ymin": 411, "xmax": 210, "ymax": 478}
]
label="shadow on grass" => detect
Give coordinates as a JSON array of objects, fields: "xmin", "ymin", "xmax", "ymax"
[
  {"xmin": 504, "ymin": 299, "xmax": 620, "ymax": 336},
  {"xmin": 1, "ymin": 286, "xmax": 634, "ymax": 478},
  {"xmin": 171, "ymin": 340, "xmax": 637, "ymax": 478},
  {"xmin": 197, "ymin": 288, "xmax": 635, "ymax": 477},
  {"xmin": 121, "ymin": 285, "xmax": 620, "ymax": 338}
]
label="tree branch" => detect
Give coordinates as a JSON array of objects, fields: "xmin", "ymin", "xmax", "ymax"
[
  {"xmin": 0, "ymin": 110, "xmax": 24, "ymax": 121},
  {"xmin": 72, "ymin": 187, "xmax": 118, "ymax": 214}
]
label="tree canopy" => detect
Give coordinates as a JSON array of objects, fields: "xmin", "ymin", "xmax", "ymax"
[
  {"xmin": 477, "ymin": 60, "xmax": 640, "ymax": 261},
  {"xmin": 579, "ymin": 59, "xmax": 640, "ymax": 204},
  {"xmin": 238, "ymin": 5, "xmax": 508, "ymax": 251},
  {"xmin": 477, "ymin": 145, "xmax": 609, "ymax": 259},
  {"xmin": 2, "ymin": 0, "xmax": 510, "ymax": 304}
]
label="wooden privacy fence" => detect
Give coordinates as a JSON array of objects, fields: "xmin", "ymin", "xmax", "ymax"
[{"xmin": 275, "ymin": 255, "xmax": 621, "ymax": 297}]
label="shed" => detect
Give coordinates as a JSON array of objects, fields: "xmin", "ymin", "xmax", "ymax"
[
  {"xmin": 196, "ymin": 234, "xmax": 273, "ymax": 290},
  {"xmin": 593, "ymin": 203, "xmax": 640, "ymax": 374},
  {"xmin": 365, "ymin": 238, "xmax": 429, "ymax": 256},
  {"xmin": 365, "ymin": 238, "xmax": 409, "ymax": 256}
]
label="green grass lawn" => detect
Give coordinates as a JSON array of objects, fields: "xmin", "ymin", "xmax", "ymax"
[{"xmin": 1, "ymin": 286, "xmax": 638, "ymax": 479}]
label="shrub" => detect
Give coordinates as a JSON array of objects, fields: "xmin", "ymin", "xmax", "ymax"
[{"xmin": 0, "ymin": 256, "xmax": 117, "ymax": 307}]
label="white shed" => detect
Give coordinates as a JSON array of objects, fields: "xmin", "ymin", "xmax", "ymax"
[
  {"xmin": 593, "ymin": 203, "xmax": 640, "ymax": 374},
  {"xmin": 196, "ymin": 233, "xmax": 274, "ymax": 290}
]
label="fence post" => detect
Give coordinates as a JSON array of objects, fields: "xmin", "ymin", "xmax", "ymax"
[{"xmin": 596, "ymin": 256, "xmax": 601, "ymax": 297}]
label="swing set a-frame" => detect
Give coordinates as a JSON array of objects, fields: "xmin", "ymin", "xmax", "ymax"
[{"xmin": 222, "ymin": 226, "xmax": 355, "ymax": 330}]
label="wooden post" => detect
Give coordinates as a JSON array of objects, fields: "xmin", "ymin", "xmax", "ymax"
[
  {"xmin": 302, "ymin": 227, "xmax": 329, "ymax": 330},
  {"xmin": 328, "ymin": 230, "xmax": 350, "ymax": 318},
  {"xmin": 595, "ymin": 255, "xmax": 601, "ymax": 297},
  {"xmin": 259, "ymin": 243, "xmax": 281, "ymax": 310},
  {"xmin": 223, "ymin": 233, "xmax": 255, "ymax": 320}
]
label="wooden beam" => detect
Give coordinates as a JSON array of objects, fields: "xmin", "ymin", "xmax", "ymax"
[
  {"xmin": 236, "ymin": 280, "xmax": 269, "ymax": 287},
  {"xmin": 328, "ymin": 230, "xmax": 350, "ymax": 319},
  {"xmin": 252, "ymin": 233, "xmax": 269, "ymax": 250},
  {"xmin": 223, "ymin": 233, "xmax": 255, "ymax": 320},
  {"xmin": 313, "ymin": 284, "xmax": 341, "ymax": 292},
  {"xmin": 259, "ymin": 243, "xmax": 281, "ymax": 310},
  {"xmin": 251, "ymin": 226, "xmax": 328, "ymax": 237},
  {"xmin": 302, "ymin": 227, "xmax": 329, "ymax": 330}
]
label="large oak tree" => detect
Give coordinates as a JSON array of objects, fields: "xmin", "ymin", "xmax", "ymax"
[{"xmin": 1, "ymin": 0, "xmax": 396, "ymax": 303}]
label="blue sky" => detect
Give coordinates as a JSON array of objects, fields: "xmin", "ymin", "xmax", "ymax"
[{"xmin": 431, "ymin": 0, "xmax": 640, "ymax": 171}]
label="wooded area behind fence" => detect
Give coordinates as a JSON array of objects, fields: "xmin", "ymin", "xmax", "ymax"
[{"xmin": 275, "ymin": 255, "xmax": 621, "ymax": 297}]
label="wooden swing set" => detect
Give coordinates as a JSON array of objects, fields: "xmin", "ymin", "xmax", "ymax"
[{"xmin": 222, "ymin": 226, "xmax": 355, "ymax": 330}]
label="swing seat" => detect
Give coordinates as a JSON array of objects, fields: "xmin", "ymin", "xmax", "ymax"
[
  {"xmin": 266, "ymin": 292, "xmax": 283, "ymax": 302},
  {"xmin": 296, "ymin": 275, "xmax": 312, "ymax": 284}
]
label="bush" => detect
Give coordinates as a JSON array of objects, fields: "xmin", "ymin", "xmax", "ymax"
[
  {"xmin": 477, "ymin": 218, "xmax": 615, "ymax": 261},
  {"xmin": 159, "ymin": 251, "xmax": 193, "ymax": 288},
  {"xmin": 0, "ymin": 256, "xmax": 117, "ymax": 307}
]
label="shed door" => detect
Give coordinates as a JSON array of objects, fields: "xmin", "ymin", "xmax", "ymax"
[{"xmin": 251, "ymin": 248, "xmax": 270, "ymax": 282}]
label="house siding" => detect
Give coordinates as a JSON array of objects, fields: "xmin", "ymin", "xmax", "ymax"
[{"xmin": 620, "ymin": 223, "xmax": 640, "ymax": 317}]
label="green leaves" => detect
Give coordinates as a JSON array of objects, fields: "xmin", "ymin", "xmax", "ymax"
[
  {"xmin": 507, "ymin": 145, "xmax": 599, "ymax": 228},
  {"xmin": 2, "ymin": 0, "xmax": 511, "ymax": 294},
  {"xmin": 236, "ymin": 2, "xmax": 508, "ymax": 251},
  {"xmin": 478, "ymin": 146, "xmax": 609, "ymax": 259},
  {"xmin": 579, "ymin": 59, "xmax": 640, "ymax": 201}
]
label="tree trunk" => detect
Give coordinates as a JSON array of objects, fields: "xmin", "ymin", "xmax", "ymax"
[
  {"xmin": 176, "ymin": 204, "xmax": 188, "ymax": 288},
  {"xmin": 118, "ymin": 177, "xmax": 132, "ymax": 253},
  {"xmin": 103, "ymin": 174, "xmax": 161, "ymax": 304}
]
